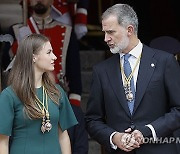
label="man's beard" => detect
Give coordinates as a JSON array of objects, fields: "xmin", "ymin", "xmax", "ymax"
[
  {"xmin": 110, "ymin": 33, "xmax": 129, "ymax": 54},
  {"xmin": 32, "ymin": 2, "xmax": 48, "ymax": 15}
]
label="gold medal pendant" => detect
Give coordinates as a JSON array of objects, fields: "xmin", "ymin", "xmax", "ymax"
[
  {"xmin": 41, "ymin": 123, "xmax": 46, "ymax": 133},
  {"xmin": 45, "ymin": 112, "xmax": 52, "ymax": 132},
  {"xmin": 41, "ymin": 116, "xmax": 46, "ymax": 133},
  {"xmin": 126, "ymin": 92, "xmax": 133, "ymax": 101},
  {"xmin": 45, "ymin": 120, "xmax": 52, "ymax": 132},
  {"xmin": 124, "ymin": 84, "xmax": 134, "ymax": 102},
  {"xmin": 35, "ymin": 86, "xmax": 52, "ymax": 133}
]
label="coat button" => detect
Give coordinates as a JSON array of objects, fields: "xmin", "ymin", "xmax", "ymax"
[{"xmin": 130, "ymin": 125, "xmax": 136, "ymax": 131}]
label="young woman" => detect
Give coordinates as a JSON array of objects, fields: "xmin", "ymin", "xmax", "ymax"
[{"xmin": 0, "ymin": 33, "xmax": 77, "ymax": 154}]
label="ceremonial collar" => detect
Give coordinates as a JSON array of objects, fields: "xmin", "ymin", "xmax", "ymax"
[{"xmin": 32, "ymin": 14, "xmax": 53, "ymax": 26}]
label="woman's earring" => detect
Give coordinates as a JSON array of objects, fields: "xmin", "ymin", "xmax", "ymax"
[{"xmin": 33, "ymin": 57, "xmax": 36, "ymax": 63}]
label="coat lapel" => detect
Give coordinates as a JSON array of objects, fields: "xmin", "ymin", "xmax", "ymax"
[
  {"xmin": 133, "ymin": 45, "xmax": 157, "ymax": 113},
  {"xmin": 106, "ymin": 54, "xmax": 131, "ymax": 117}
]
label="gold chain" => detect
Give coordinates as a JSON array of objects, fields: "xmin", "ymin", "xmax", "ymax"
[
  {"xmin": 120, "ymin": 54, "xmax": 141, "ymax": 86},
  {"xmin": 35, "ymin": 86, "xmax": 49, "ymax": 117},
  {"xmin": 35, "ymin": 86, "xmax": 52, "ymax": 133}
]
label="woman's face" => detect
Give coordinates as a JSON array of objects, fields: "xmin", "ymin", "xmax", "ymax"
[{"xmin": 33, "ymin": 41, "xmax": 57, "ymax": 73}]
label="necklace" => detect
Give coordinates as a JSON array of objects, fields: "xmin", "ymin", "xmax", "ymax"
[
  {"xmin": 120, "ymin": 54, "xmax": 141, "ymax": 101},
  {"xmin": 35, "ymin": 86, "xmax": 52, "ymax": 133}
]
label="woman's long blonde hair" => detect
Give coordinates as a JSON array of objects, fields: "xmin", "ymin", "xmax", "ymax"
[{"xmin": 8, "ymin": 34, "xmax": 60, "ymax": 119}]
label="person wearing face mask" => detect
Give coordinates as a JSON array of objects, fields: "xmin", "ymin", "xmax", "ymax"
[{"xmin": 0, "ymin": 33, "xmax": 77, "ymax": 154}]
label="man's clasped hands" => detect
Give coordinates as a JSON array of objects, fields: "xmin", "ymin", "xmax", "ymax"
[{"xmin": 112, "ymin": 128, "xmax": 144, "ymax": 152}]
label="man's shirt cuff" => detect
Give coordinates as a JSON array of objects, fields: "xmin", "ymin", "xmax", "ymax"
[
  {"xmin": 145, "ymin": 124, "xmax": 157, "ymax": 141},
  {"xmin": 110, "ymin": 132, "xmax": 118, "ymax": 150}
]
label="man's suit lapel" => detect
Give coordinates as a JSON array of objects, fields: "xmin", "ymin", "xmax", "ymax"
[
  {"xmin": 106, "ymin": 54, "xmax": 131, "ymax": 117},
  {"xmin": 133, "ymin": 45, "xmax": 157, "ymax": 113}
]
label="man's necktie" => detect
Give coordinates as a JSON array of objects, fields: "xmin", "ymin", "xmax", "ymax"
[{"xmin": 123, "ymin": 54, "xmax": 135, "ymax": 114}]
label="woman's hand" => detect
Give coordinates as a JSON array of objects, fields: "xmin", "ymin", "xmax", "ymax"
[{"xmin": 0, "ymin": 134, "xmax": 9, "ymax": 154}]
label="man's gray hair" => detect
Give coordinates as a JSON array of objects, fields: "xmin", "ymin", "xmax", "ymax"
[{"xmin": 102, "ymin": 4, "xmax": 138, "ymax": 35}]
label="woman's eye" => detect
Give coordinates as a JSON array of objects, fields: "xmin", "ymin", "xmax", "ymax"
[{"xmin": 47, "ymin": 50, "xmax": 52, "ymax": 54}]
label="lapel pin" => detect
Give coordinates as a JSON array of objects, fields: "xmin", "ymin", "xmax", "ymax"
[{"xmin": 151, "ymin": 63, "xmax": 155, "ymax": 67}]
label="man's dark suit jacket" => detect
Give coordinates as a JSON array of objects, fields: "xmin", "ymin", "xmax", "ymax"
[
  {"xmin": 85, "ymin": 45, "xmax": 180, "ymax": 154},
  {"xmin": 68, "ymin": 104, "xmax": 88, "ymax": 154}
]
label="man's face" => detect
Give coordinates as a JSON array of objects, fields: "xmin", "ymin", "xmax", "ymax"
[
  {"xmin": 30, "ymin": 0, "xmax": 53, "ymax": 15},
  {"xmin": 102, "ymin": 15, "xmax": 129, "ymax": 54}
]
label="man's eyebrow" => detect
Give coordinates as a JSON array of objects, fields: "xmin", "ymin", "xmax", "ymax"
[
  {"xmin": 102, "ymin": 29, "xmax": 113, "ymax": 31},
  {"xmin": 102, "ymin": 30, "xmax": 115, "ymax": 33}
]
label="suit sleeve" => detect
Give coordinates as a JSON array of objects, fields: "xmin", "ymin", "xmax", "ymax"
[
  {"xmin": 139, "ymin": 54, "xmax": 180, "ymax": 138},
  {"xmin": 68, "ymin": 105, "xmax": 88, "ymax": 154},
  {"xmin": 85, "ymin": 66, "xmax": 116, "ymax": 152}
]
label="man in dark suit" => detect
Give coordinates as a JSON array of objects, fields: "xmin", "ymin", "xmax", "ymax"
[
  {"xmin": 85, "ymin": 4, "xmax": 180, "ymax": 154},
  {"xmin": 68, "ymin": 104, "xmax": 88, "ymax": 154}
]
